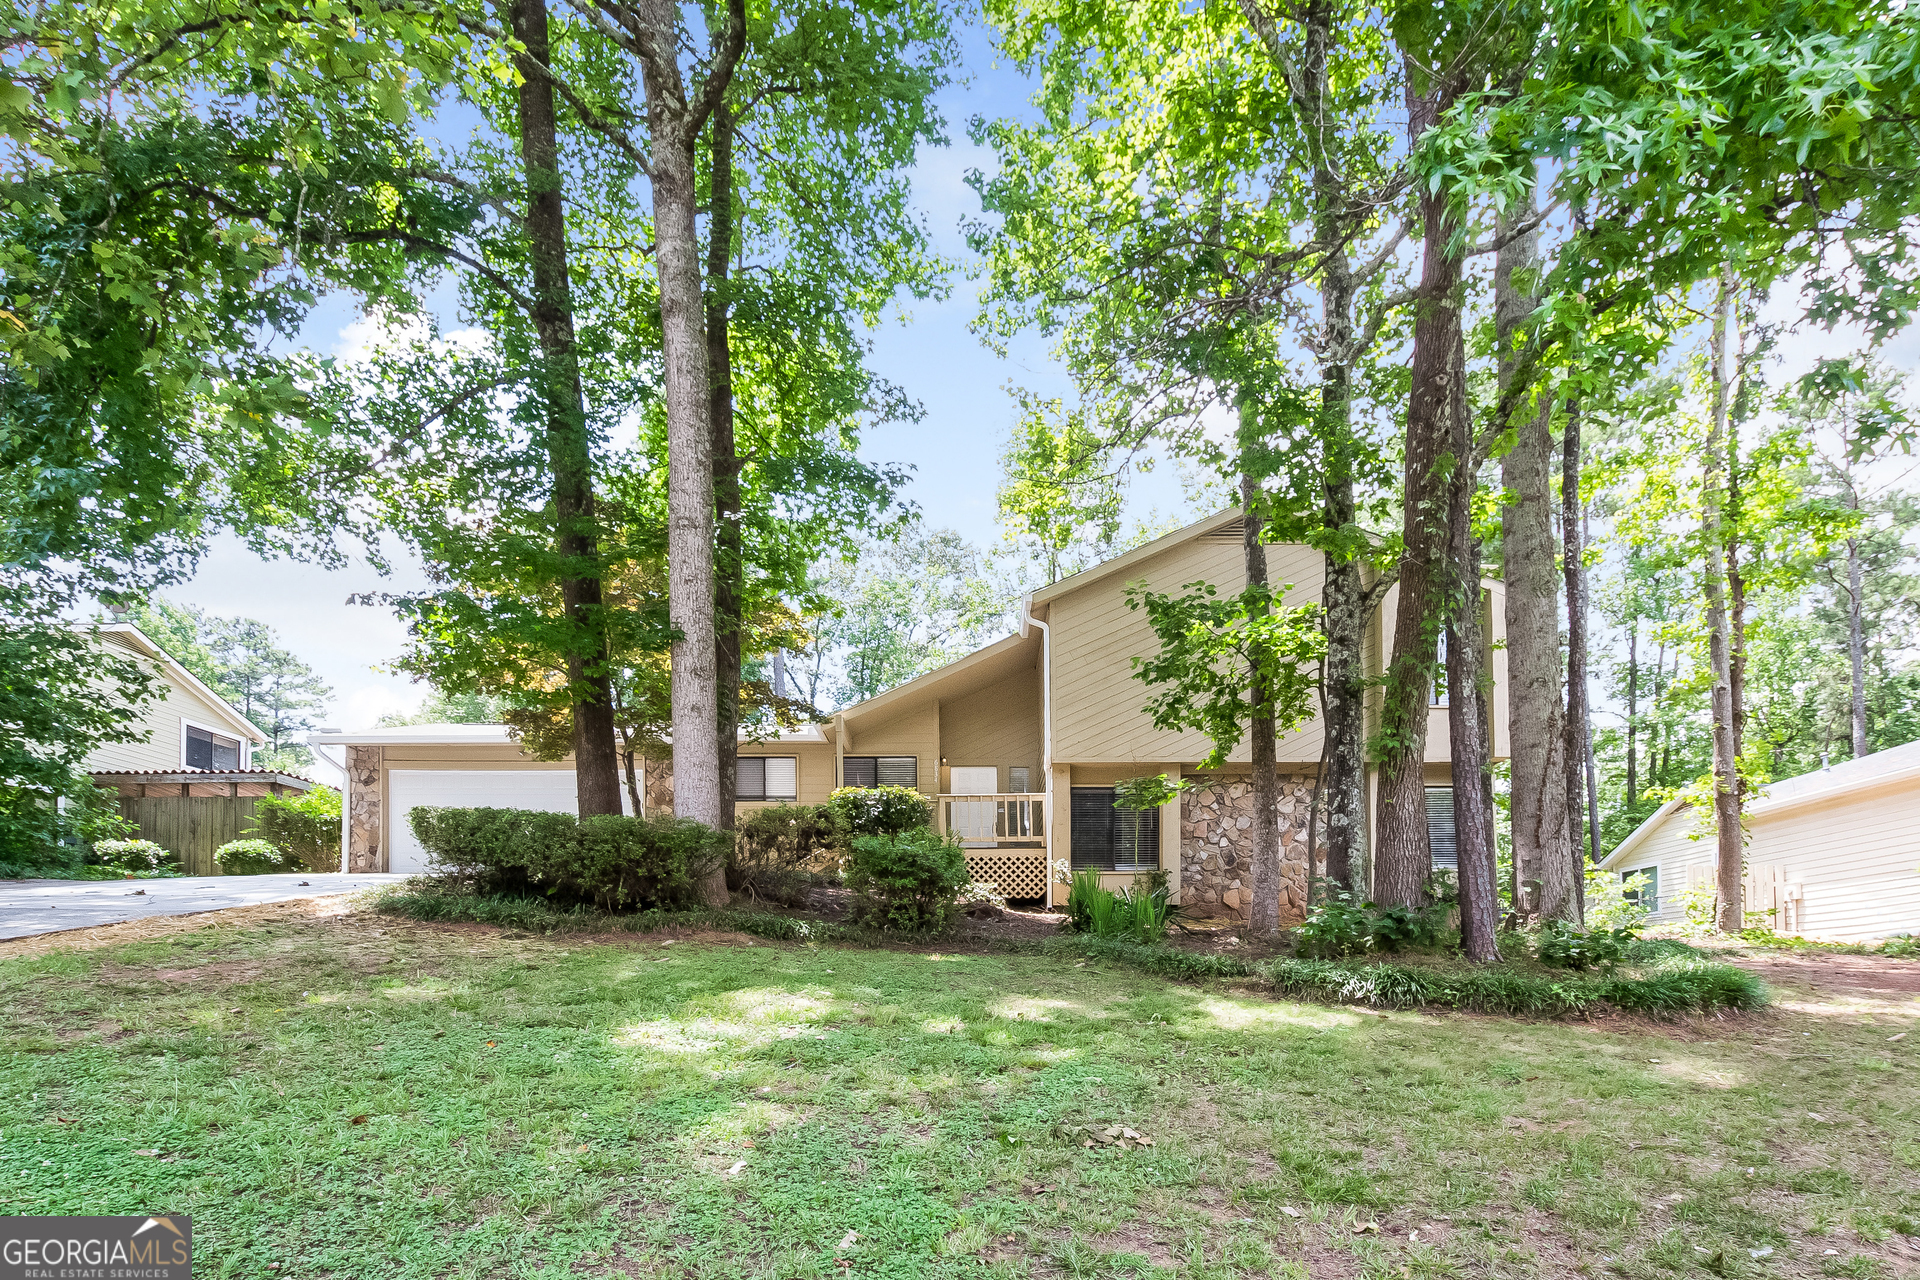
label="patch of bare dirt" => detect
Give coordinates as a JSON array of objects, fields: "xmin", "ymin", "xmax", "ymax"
[
  {"xmin": 1728, "ymin": 951, "xmax": 1920, "ymax": 999},
  {"xmin": 1088, "ymin": 1224, "xmax": 1180, "ymax": 1268},
  {"xmin": 0, "ymin": 894, "xmax": 361, "ymax": 960}
]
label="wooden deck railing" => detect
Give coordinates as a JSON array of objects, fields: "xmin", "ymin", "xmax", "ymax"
[{"xmin": 938, "ymin": 793, "xmax": 1045, "ymax": 845}]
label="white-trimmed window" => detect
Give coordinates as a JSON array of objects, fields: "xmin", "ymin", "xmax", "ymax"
[
  {"xmin": 1621, "ymin": 866, "xmax": 1659, "ymax": 911},
  {"xmin": 738, "ymin": 756, "xmax": 797, "ymax": 802},
  {"xmin": 184, "ymin": 723, "xmax": 241, "ymax": 771}
]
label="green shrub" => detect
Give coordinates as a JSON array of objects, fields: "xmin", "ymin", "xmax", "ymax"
[
  {"xmin": 846, "ymin": 827, "xmax": 970, "ymax": 934},
  {"xmin": 91, "ymin": 839, "xmax": 172, "ymax": 874},
  {"xmin": 1295, "ymin": 891, "xmax": 1444, "ymax": 957},
  {"xmin": 1043, "ymin": 935, "xmax": 1770, "ymax": 1017},
  {"xmin": 251, "ymin": 789, "xmax": 341, "ymax": 873},
  {"xmin": 1064, "ymin": 869, "xmax": 1181, "ymax": 943},
  {"xmin": 827, "ymin": 785, "xmax": 931, "ymax": 836},
  {"xmin": 1534, "ymin": 920, "xmax": 1638, "ymax": 971},
  {"xmin": 408, "ymin": 807, "xmax": 731, "ymax": 911},
  {"xmin": 731, "ymin": 803, "xmax": 848, "ymax": 904},
  {"xmin": 216, "ymin": 838, "xmax": 299, "ymax": 876}
]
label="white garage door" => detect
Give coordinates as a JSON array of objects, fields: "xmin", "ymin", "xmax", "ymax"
[{"xmin": 388, "ymin": 770, "xmax": 580, "ymax": 873}]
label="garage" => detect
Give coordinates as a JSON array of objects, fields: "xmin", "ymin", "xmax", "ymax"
[{"xmin": 386, "ymin": 769, "xmax": 586, "ymax": 873}]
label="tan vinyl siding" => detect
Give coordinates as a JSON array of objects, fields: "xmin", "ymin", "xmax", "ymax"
[
  {"xmin": 842, "ymin": 704, "xmax": 939, "ymax": 795},
  {"xmin": 1747, "ymin": 783, "xmax": 1920, "ymax": 942},
  {"xmin": 378, "ymin": 744, "xmax": 573, "ymax": 768},
  {"xmin": 938, "ymin": 668, "xmax": 1043, "ymax": 794},
  {"xmin": 84, "ymin": 660, "xmax": 256, "ymax": 773},
  {"xmin": 1049, "ymin": 536, "xmax": 1329, "ymax": 765},
  {"xmin": 737, "ymin": 742, "xmax": 837, "ymax": 808}
]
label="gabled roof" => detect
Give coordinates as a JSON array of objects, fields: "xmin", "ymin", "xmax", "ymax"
[
  {"xmin": 1601, "ymin": 737, "xmax": 1920, "ymax": 869},
  {"xmin": 97, "ymin": 623, "xmax": 266, "ymax": 745},
  {"xmin": 1028, "ymin": 509, "xmax": 1245, "ymax": 607},
  {"xmin": 308, "ymin": 722, "xmax": 832, "ymax": 747},
  {"xmin": 837, "ymin": 630, "xmax": 1040, "ymax": 726}
]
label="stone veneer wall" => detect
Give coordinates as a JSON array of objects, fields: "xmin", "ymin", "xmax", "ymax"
[
  {"xmin": 1180, "ymin": 773, "xmax": 1316, "ymax": 925},
  {"xmin": 345, "ymin": 745, "xmax": 382, "ymax": 873}
]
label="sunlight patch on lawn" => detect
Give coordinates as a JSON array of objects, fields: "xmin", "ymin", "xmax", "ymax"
[
  {"xmin": 1195, "ymin": 996, "xmax": 1357, "ymax": 1031},
  {"xmin": 919, "ymin": 1017, "xmax": 965, "ymax": 1035},
  {"xmin": 988, "ymin": 996, "xmax": 1090, "ymax": 1023},
  {"xmin": 380, "ymin": 980, "xmax": 454, "ymax": 1003},
  {"xmin": 1650, "ymin": 1057, "xmax": 1747, "ymax": 1089},
  {"xmin": 702, "ymin": 986, "xmax": 835, "ymax": 1023},
  {"xmin": 693, "ymin": 1099, "xmax": 801, "ymax": 1144}
]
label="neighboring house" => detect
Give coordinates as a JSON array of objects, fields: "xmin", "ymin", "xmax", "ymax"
[
  {"xmin": 86, "ymin": 623, "xmax": 319, "ymax": 873},
  {"xmin": 315, "ymin": 510, "xmax": 1506, "ymax": 921},
  {"xmin": 1600, "ymin": 739, "xmax": 1920, "ymax": 943}
]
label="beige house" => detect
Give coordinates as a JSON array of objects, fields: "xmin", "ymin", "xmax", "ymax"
[
  {"xmin": 316, "ymin": 511, "xmax": 1505, "ymax": 921},
  {"xmin": 84, "ymin": 623, "xmax": 319, "ymax": 873},
  {"xmin": 1601, "ymin": 740, "xmax": 1920, "ymax": 943}
]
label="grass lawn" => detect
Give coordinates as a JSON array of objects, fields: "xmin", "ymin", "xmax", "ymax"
[{"xmin": 3, "ymin": 904, "xmax": 1918, "ymax": 1279}]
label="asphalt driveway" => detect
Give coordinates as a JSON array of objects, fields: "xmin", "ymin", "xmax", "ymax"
[{"xmin": 0, "ymin": 873, "xmax": 413, "ymax": 940}]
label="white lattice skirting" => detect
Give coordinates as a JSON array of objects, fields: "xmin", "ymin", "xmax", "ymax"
[{"xmin": 964, "ymin": 849, "xmax": 1049, "ymax": 899}]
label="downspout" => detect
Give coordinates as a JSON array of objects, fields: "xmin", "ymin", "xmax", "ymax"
[{"xmin": 1021, "ymin": 594, "xmax": 1055, "ymax": 908}]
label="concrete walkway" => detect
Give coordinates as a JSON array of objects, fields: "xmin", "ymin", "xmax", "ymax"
[{"xmin": 0, "ymin": 873, "xmax": 413, "ymax": 940}]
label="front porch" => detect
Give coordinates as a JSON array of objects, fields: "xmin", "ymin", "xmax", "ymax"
[{"xmin": 937, "ymin": 792, "xmax": 1050, "ymax": 901}]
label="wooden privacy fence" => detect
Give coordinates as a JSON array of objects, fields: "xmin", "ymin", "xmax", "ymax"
[{"xmin": 118, "ymin": 796, "xmax": 263, "ymax": 876}]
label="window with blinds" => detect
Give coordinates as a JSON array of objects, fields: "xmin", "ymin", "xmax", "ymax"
[
  {"xmin": 1071, "ymin": 788, "xmax": 1160, "ymax": 870},
  {"xmin": 185, "ymin": 724, "xmax": 240, "ymax": 771},
  {"xmin": 1425, "ymin": 787, "xmax": 1458, "ymax": 869},
  {"xmin": 841, "ymin": 756, "xmax": 917, "ymax": 789},
  {"xmin": 737, "ymin": 756, "xmax": 797, "ymax": 802}
]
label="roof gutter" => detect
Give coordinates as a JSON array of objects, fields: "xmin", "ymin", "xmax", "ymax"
[{"xmin": 1020, "ymin": 595, "xmax": 1055, "ymax": 908}]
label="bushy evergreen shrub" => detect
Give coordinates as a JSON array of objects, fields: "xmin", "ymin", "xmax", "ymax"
[
  {"xmin": 846, "ymin": 827, "xmax": 970, "ymax": 934},
  {"xmin": 92, "ymin": 838, "xmax": 172, "ymax": 874},
  {"xmin": 730, "ymin": 803, "xmax": 848, "ymax": 904},
  {"xmin": 408, "ymin": 807, "xmax": 731, "ymax": 911},
  {"xmin": 215, "ymin": 838, "xmax": 298, "ymax": 875},
  {"xmin": 251, "ymin": 789, "xmax": 342, "ymax": 872},
  {"xmin": 827, "ymin": 785, "xmax": 931, "ymax": 836}
]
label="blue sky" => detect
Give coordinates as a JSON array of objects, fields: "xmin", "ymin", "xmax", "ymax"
[
  {"xmin": 154, "ymin": 14, "xmax": 1920, "ymax": 742},
  {"xmin": 160, "ymin": 16, "xmax": 1191, "ymax": 734}
]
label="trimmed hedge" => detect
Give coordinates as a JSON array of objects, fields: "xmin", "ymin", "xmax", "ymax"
[
  {"xmin": 826, "ymin": 786, "xmax": 931, "ymax": 836},
  {"xmin": 731, "ymin": 803, "xmax": 847, "ymax": 904},
  {"xmin": 846, "ymin": 828, "xmax": 971, "ymax": 934},
  {"xmin": 1041, "ymin": 936, "xmax": 1768, "ymax": 1017},
  {"xmin": 374, "ymin": 881, "xmax": 847, "ymax": 943},
  {"xmin": 407, "ymin": 807, "xmax": 731, "ymax": 911}
]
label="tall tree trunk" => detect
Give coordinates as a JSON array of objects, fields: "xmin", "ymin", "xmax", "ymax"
[
  {"xmin": 507, "ymin": 0, "xmax": 621, "ymax": 816},
  {"xmin": 1849, "ymin": 535, "xmax": 1869, "ymax": 756},
  {"xmin": 631, "ymin": 0, "xmax": 738, "ymax": 905},
  {"xmin": 1241, "ymin": 461, "xmax": 1284, "ymax": 939},
  {"xmin": 1374, "ymin": 71, "xmax": 1458, "ymax": 909},
  {"xmin": 1295, "ymin": 0, "xmax": 1369, "ymax": 897},
  {"xmin": 1446, "ymin": 325, "xmax": 1500, "ymax": 961},
  {"xmin": 1494, "ymin": 206, "xmax": 1573, "ymax": 921},
  {"xmin": 1704, "ymin": 267, "xmax": 1744, "ymax": 932},
  {"xmin": 1562, "ymin": 396, "xmax": 1594, "ymax": 918},
  {"xmin": 708, "ymin": 102, "xmax": 742, "ymax": 835},
  {"xmin": 1624, "ymin": 618, "xmax": 1639, "ymax": 807},
  {"xmin": 1727, "ymin": 405, "xmax": 1748, "ymax": 802}
]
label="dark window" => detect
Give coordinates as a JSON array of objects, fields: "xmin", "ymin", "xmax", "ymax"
[
  {"xmin": 1425, "ymin": 787, "xmax": 1458, "ymax": 870},
  {"xmin": 1070, "ymin": 787, "xmax": 1160, "ymax": 870},
  {"xmin": 842, "ymin": 756, "xmax": 916, "ymax": 789},
  {"xmin": 185, "ymin": 725, "xmax": 239, "ymax": 771},
  {"xmin": 1621, "ymin": 866, "xmax": 1659, "ymax": 911},
  {"xmin": 737, "ymin": 756, "xmax": 797, "ymax": 802}
]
